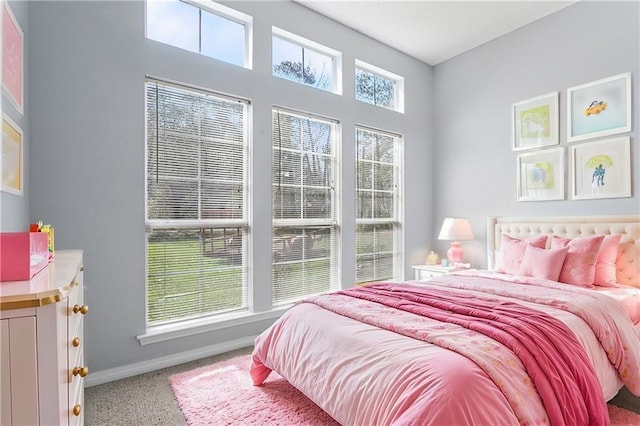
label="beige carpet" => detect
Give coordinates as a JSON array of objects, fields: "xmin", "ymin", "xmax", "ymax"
[
  {"xmin": 85, "ymin": 347, "xmax": 252, "ymax": 425},
  {"xmin": 85, "ymin": 346, "xmax": 639, "ymax": 425}
]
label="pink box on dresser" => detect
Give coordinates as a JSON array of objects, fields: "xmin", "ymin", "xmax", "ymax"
[{"xmin": 0, "ymin": 232, "xmax": 49, "ymax": 281}]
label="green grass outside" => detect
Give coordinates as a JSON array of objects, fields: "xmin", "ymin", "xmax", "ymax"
[
  {"xmin": 147, "ymin": 236, "xmax": 244, "ymax": 324},
  {"xmin": 147, "ymin": 234, "xmax": 334, "ymax": 324}
]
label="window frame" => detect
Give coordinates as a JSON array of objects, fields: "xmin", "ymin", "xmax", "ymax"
[
  {"xmin": 355, "ymin": 59, "xmax": 404, "ymax": 113},
  {"xmin": 272, "ymin": 26, "xmax": 343, "ymax": 95},
  {"xmin": 271, "ymin": 106, "xmax": 341, "ymax": 306},
  {"xmin": 145, "ymin": 0, "xmax": 253, "ymax": 69},
  {"xmin": 144, "ymin": 76, "xmax": 251, "ymax": 327},
  {"xmin": 355, "ymin": 125, "xmax": 403, "ymax": 284}
]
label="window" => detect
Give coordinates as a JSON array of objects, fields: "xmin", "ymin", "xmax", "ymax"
[
  {"xmin": 146, "ymin": 0, "xmax": 252, "ymax": 68},
  {"xmin": 272, "ymin": 108, "xmax": 339, "ymax": 305},
  {"xmin": 355, "ymin": 126, "xmax": 402, "ymax": 283},
  {"xmin": 355, "ymin": 60, "xmax": 404, "ymax": 112},
  {"xmin": 272, "ymin": 27, "xmax": 342, "ymax": 94},
  {"xmin": 145, "ymin": 78, "xmax": 249, "ymax": 326}
]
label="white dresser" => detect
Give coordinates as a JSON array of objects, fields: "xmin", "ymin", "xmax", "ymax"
[{"xmin": 0, "ymin": 250, "xmax": 86, "ymax": 425}]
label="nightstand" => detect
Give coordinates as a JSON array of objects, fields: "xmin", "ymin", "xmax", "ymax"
[{"xmin": 412, "ymin": 264, "xmax": 470, "ymax": 281}]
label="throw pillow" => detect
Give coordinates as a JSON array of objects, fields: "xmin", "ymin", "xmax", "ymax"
[
  {"xmin": 551, "ymin": 235, "xmax": 605, "ymax": 286},
  {"xmin": 496, "ymin": 234, "xmax": 547, "ymax": 275},
  {"xmin": 519, "ymin": 244, "xmax": 569, "ymax": 281}
]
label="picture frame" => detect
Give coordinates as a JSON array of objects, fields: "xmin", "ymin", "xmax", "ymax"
[
  {"xmin": 570, "ymin": 136, "xmax": 630, "ymax": 200},
  {"xmin": 517, "ymin": 147, "xmax": 564, "ymax": 202},
  {"xmin": 567, "ymin": 73, "xmax": 631, "ymax": 143},
  {"xmin": 2, "ymin": 114, "xmax": 23, "ymax": 195},
  {"xmin": 2, "ymin": 1, "xmax": 24, "ymax": 114},
  {"xmin": 512, "ymin": 91, "xmax": 559, "ymax": 151}
]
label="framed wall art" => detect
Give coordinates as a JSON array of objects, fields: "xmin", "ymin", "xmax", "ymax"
[
  {"xmin": 2, "ymin": 114, "xmax": 23, "ymax": 195},
  {"xmin": 570, "ymin": 136, "xmax": 630, "ymax": 200},
  {"xmin": 512, "ymin": 91, "xmax": 559, "ymax": 151},
  {"xmin": 567, "ymin": 73, "xmax": 631, "ymax": 143},
  {"xmin": 516, "ymin": 147, "xmax": 564, "ymax": 202},
  {"xmin": 2, "ymin": 1, "xmax": 24, "ymax": 114}
]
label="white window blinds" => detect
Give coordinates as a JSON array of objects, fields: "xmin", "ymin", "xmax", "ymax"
[
  {"xmin": 272, "ymin": 108, "xmax": 339, "ymax": 305},
  {"xmin": 145, "ymin": 79, "xmax": 249, "ymax": 325},
  {"xmin": 355, "ymin": 126, "xmax": 402, "ymax": 283}
]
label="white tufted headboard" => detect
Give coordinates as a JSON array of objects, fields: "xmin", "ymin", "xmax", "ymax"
[{"xmin": 487, "ymin": 215, "xmax": 640, "ymax": 285}]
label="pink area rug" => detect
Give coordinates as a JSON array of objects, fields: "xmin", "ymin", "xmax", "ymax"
[{"xmin": 170, "ymin": 354, "xmax": 640, "ymax": 425}]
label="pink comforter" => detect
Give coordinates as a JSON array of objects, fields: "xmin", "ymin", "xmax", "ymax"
[{"xmin": 251, "ymin": 272, "xmax": 640, "ymax": 425}]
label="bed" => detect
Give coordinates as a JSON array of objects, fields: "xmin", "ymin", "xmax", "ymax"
[{"xmin": 251, "ymin": 215, "xmax": 640, "ymax": 425}]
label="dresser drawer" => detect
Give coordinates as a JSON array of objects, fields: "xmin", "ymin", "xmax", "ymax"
[
  {"xmin": 67, "ymin": 267, "xmax": 85, "ymax": 337},
  {"xmin": 68, "ymin": 318, "xmax": 84, "ymax": 382},
  {"xmin": 69, "ymin": 373, "xmax": 84, "ymax": 426}
]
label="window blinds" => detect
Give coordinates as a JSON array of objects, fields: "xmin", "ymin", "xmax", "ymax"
[
  {"xmin": 145, "ymin": 79, "xmax": 249, "ymax": 325},
  {"xmin": 272, "ymin": 108, "xmax": 339, "ymax": 306},
  {"xmin": 355, "ymin": 126, "xmax": 401, "ymax": 283}
]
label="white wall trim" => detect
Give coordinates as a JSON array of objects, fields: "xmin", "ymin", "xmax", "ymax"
[
  {"xmin": 85, "ymin": 336, "xmax": 257, "ymax": 387},
  {"xmin": 137, "ymin": 307, "xmax": 288, "ymax": 346}
]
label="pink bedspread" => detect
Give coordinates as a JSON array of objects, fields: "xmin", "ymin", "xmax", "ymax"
[{"xmin": 251, "ymin": 272, "xmax": 640, "ymax": 425}]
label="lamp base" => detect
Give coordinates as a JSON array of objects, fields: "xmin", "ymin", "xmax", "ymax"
[{"xmin": 447, "ymin": 241, "xmax": 464, "ymax": 264}]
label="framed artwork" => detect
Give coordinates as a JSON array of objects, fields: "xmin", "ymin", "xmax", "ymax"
[
  {"xmin": 512, "ymin": 91, "xmax": 559, "ymax": 151},
  {"xmin": 567, "ymin": 73, "xmax": 631, "ymax": 143},
  {"xmin": 570, "ymin": 136, "xmax": 630, "ymax": 200},
  {"xmin": 2, "ymin": 114, "xmax": 23, "ymax": 195},
  {"xmin": 517, "ymin": 147, "xmax": 564, "ymax": 202},
  {"xmin": 2, "ymin": 1, "xmax": 24, "ymax": 114}
]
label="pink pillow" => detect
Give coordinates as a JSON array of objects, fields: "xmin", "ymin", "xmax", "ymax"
[
  {"xmin": 551, "ymin": 235, "xmax": 605, "ymax": 287},
  {"xmin": 593, "ymin": 234, "xmax": 622, "ymax": 287},
  {"xmin": 616, "ymin": 242, "xmax": 640, "ymax": 288},
  {"xmin": 619, "ymin": 295, "xmax": 640, "ymax": 325},
  {"xmin": 496, "ymin": 234, "xmax": 547, "ymax": 275},
  {"xmin": 518, "ymin": 244, "xmax": 569, "ymax": 281}
]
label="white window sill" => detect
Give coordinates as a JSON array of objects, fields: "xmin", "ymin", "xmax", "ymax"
[{"xmin": 136, "ymin": 306, "xmax": 291, "ymax": 346}]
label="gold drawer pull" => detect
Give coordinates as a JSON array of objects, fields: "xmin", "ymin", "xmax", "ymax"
[
  {"xmin": 73, "ymin": 304, "xmax": 89, "ymax": 315},
  {"xmin": 73, "ymin": 404, "xmax": 82, "ymax": 416},
  {"xmin": 72, "ymin": 337, "xmax": 80, "ymax": 347},
  {"xmin": 72, "ymin": 366, "xmax": 89, "ymax": 377}
]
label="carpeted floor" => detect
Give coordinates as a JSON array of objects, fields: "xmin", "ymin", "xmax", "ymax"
[{"xmin": 86, "ymin": 346, "xmax": 640, "ymax": 425}]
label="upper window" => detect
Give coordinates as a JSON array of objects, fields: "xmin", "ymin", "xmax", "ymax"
[
  {"xmin": 355, "ymin": 60, "xmax": 404, "ymax": 113},
  {"xmin": 272, "ymin": 27, "xmax": 342, "ymax": 94},
  {"xmin": 146, "ymin": 0, "xmax": 252, "ymax": 68},
  {"xmin": 145, "ymin": 78, "xmax": 249, "ymax": 326},
  {"xmin": 355, "ymin": 126, "xmax": 402, "ymax": 283},
  {"xmin": 272, "ymin": 108, "xmax": 340, "ymax": 305}
]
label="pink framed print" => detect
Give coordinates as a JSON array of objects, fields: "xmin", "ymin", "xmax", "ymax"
[{"xmin": 2, "ymin": 2, "xmax": 24, "ymax": 114}]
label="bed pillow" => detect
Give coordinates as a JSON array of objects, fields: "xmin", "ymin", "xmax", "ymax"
[
  {"xmin": 496, "ymin": 234, "xmax": 547, "ymax": 275},
  {"xmin": 619, "ymin": 294, "xmax": 640, "ymax": 325},
  {"xmin": 593, "ymin": 234, "xmax": 622, "ymax": 287},
  {"xmin": 518, "ymin": 244, "xmax": 569, "ymax": 281},
  {"xmin": 616, "ymin": 242, "xmax": 640, "ymax": 288},
  {"xmin": 551, "ymin": 235, "xmax": 605, "ymax": 287}
]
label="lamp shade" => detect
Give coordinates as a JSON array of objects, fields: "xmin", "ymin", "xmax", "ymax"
[
  {"xmin": 438, "ymin": 218, "xmax": 474, "ymax": 264},
  {"xmin": 438, "ymin": 218, "xmax": 474, "ymax": 241}
]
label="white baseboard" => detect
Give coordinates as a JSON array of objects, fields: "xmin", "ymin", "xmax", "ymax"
[{"xmin": 85, "ymin": 336, "xmax": 257, "ymax": 387}]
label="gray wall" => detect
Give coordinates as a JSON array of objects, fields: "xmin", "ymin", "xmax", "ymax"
[
  {"xmin": 0, "ymin": 0, "xmax": 28, "ymax": 232},
  {"xmin": 20, "ymin": 0, "xmax": 640, "ymax": 380},
  {"xmin": 433, "ymin": 1, "xmax": 640, "ymax": 268},
  {"xmin": 27, "ymin": 1, "xmax": 432, "ymax": 374}
]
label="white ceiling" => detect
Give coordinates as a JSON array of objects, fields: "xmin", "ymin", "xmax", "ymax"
[{"xmin": 296, "ymin": 1, "xmax": 576, "ymax": 65}]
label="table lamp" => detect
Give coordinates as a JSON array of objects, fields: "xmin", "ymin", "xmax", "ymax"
[{"xmin": 438, "ymin": 218, "xmax": 474, "ymax": 264}]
